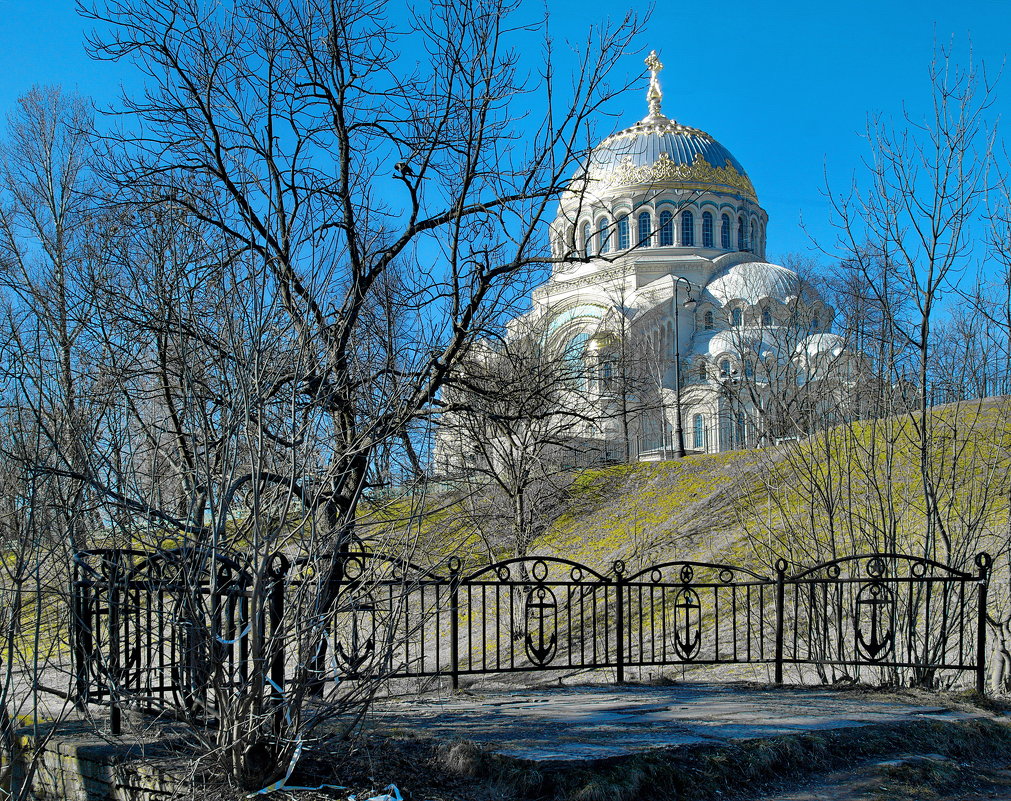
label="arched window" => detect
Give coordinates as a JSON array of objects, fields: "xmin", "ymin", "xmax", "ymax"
[
  {"xmin": 721, "ymin": 214, "xmax": 731, "ymax": 249},
  {"xmin": 697, "ymin": 361, "xmax": 707, "ymax": 380},
  {"xmin": 617, "ymin": 215, "xmax": 629, "ymax": 250},
  {"xmin": 693, "ymin": 414, "xmax": 705, "ymax": 450},
  {"xmin": 659, "ymin": 210, "xmax": 674, "ymax": 246},
  {"xmin": 736, "ymin": 411, "xmax": 746, "ymax": 446},
  {"xmin": 731, "ymin": 308, "xmax": 742, "ymax": 327},
  {"xmin": 750, "ymin": 220, "xmax": 757, "ymax": 252},
  {"xmin": 720, "ymin": 358, "xmax": 731, "ymax": 377},
  {"xmin": 637, "ymin": 212, "xmax": 652, "ymax": 247},
  {"xmin": 581, "ymin": 222, "xmax": 591, "ymax": 257},
  {"xmin": 704, "ymin": 310, "xmax": 714, "ymax": 330},
  {"xmin": 737, "ymin": 215, "xmax": 746, "ymax": 251},
  {"xmin": 702, "ymin": 212, "xmax": 714, "ymax": 248},
  {"xmin": 810, "ymin": 315, "xmax": 820, "ymax": 333},
  {"xmin": 564, "ymin": 332, "xmax": 590, "ymax": 357},
  {"xmin": 745, "ymin": 359, "xmax": 754, "ymax": 379},
  {"xmin": 761, "ymin": 307, "xmax": 772, "ymax": 327},
  {"xmin": 598, "ymin": 217, "xmax": 610, "ymax": 255},
  {"xmin": 564, "ymin": 332, "xmax": 591, "ymax": 389},
  {"xmin": 681, "ymin": 210, "xmax": 695, "ymax": 247}
]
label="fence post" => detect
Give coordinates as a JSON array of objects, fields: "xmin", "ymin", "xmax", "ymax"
[
  {"xmin": 774, "ymin": 559, "xmax": 787, "ymax": 686},
  {"xmin": 614, "ymin": 560, "xmax": 626, "ymax": 684},
  {"xmin": 449, "ymin": 559, "xmax": 461, "ymax": 691},
  {"xmin": 976, "ymin": 552, "xmax": 992, "ymax": 695},
  {"xmin": 71, "ymin": 555, "xmax": 89, "ymax": 709},
  {"xmin": 108, "ymin": 551, "xmax": 123, "ymax": 736},
  {"xmin": 267, "ymin": 553, "xmax": 289, "ymax": 737}
]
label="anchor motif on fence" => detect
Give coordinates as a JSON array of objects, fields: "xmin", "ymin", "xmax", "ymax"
[
  {"xmin": 854, "ymin": 581, "xmax": 895, "ymax": 662},
  {"xmin": 336, "ymin": 596, "xmax": 377, "ymax": 675},
  {"xmin": 673, "ymin": 587, "xmax": 702, "ymax": 660},
  {"xmin": 70, "ymin": 547, "xmax": 995, "ymax": 728},
  {"xmin": 524, "ymin": 585, "xmax": 558, "ymax": 666}
]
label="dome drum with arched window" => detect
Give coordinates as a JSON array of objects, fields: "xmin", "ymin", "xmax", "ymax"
[{"xmin": 551, "ymin": 54, "xmax": 768, "ymax": 264}]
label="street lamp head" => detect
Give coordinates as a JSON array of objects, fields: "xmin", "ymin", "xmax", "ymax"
[{"xmin": 683, "ymin": 296, "xmax": 697, "ymax": 310}]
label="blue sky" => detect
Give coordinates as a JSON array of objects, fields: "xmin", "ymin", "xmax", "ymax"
[{"xmin": 0, "ymin": 0, "xmax": 1007, "ymax": 265}]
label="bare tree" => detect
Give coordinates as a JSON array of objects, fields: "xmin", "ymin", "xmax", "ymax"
[
  {"xmin": 0, "ymin": 86, "xmax": 106, "ymax": 553},
  {"xmin": 826, "ymin": 45, "xmax": 998, "ymax": 564},
  {"xmin": 78, "ymin": 0, "xmax": 640, "ymax": 543},
  {"xmin": 0, "ymin": 0, "xmax": 647, "ymax": 788},
  {"xmin": 733, "ymin": 48, "xmax": 1009, "ymax": 688},
  {"xmin": 968, "ymin": 143, "xmax": 1011, "ymax": 691},
  {"xmin": 0, "ymin": 87, "xmax": 113, "ymax": 798},
  {"xmin": 438, "ymin": 324, "xmax": 595, "ymax": 561},
  {"xmin": 591, "ymin": 276, "xmax": 675, "ymax": 461}
]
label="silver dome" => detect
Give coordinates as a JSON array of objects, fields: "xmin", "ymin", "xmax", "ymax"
[{"xmin": 702, "ymin": 261, "xmax": 800, "ymax": 306}]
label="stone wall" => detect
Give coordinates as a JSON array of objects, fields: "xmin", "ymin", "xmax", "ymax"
[{"xmin": 11, "ymin": 720, "xmax": 193, "ymax": 801}]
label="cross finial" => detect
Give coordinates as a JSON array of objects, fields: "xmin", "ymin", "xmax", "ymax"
[{"xmin": 645, "ymin": 50, "xmax": 663, "ymax": 117}]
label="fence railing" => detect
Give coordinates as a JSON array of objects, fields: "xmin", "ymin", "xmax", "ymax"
[
  {"xmin": 72, "ymin": 548, "xmax": 286, "ymax": 733},
  {"xmin": 72, "ymin": 548, "xmax": 992, "ymax": 732}
]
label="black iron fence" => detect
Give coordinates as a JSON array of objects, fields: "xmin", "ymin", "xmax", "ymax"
[
  {"xmin": 72, "ymin": 547, "xmax": 992, "ymax": 731},
  {"xmin": 778, "ymin": 554, "xmax": 990, "ymax": 684},
  {"xmin": 72, "ymin": 548, "xmax": 287, "ymax": 733}
]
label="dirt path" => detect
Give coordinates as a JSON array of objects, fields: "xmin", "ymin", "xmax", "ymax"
[{"xmin": 752, "ymin": 754, "xmax": 1011, "ymax": 800}]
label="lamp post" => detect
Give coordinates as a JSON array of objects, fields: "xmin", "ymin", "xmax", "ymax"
[
  {"xmin": 719, "ymin": 369, "xmax": 741, "ymax": 451},
  {"xmin": 672, "ymin": 276, "xmax": 695, "ymax": 457}
]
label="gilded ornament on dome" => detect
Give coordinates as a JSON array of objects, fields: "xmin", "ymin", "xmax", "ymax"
[
  {"xmin": 599, "ymin": 152, "xmax": 757, "ymax": 201},
  {"xmin": 590, "ymin": 332, "xmax": 617, "ymax": 349},
  {"xmin": 600, "ymin": 118, "xmax": 710, "ymax": 143},
  {"xmin": 644, "ymin": 50, "xmax": 664, "ymax": 117}
]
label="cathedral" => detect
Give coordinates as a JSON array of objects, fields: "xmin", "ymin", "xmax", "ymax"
[{"xmin": 438, "ymin": 52, "xmax": 854, "ymax": 472}]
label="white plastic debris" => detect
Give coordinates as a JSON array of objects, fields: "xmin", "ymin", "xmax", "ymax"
[{"xmin": 351, "ymin": 784, "xmax": 403, "ymax": 801}]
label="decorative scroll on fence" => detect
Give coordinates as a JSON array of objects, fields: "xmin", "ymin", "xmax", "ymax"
[{"xmin": 72, "ymin": 547, "xmax": 992, "ymax": 732}]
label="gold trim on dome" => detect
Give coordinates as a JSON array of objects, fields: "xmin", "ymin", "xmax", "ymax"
[
  {"xmin": 596, "ymin": 152, "xmax": 757, "ymax": 201},
  {"xmin": 599, "ymin": 116, "xmax": 711, "ymax": 144}
]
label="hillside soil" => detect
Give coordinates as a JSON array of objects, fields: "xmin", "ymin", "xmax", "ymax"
[{"xmin": 271, "ymin": 719, "xmax": 1011, "ymax": 801}]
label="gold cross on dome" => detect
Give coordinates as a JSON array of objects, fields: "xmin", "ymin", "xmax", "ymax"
[{"xmin": 645, "ymin": 50, "xmax": 663, "ymax": 117}]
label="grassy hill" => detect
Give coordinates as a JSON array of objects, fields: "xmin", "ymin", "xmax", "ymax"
[{"xmin": 363, "ymin": 397, "xmax": 1011, "ymax": 580}]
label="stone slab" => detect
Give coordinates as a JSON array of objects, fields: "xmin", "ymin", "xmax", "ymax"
[{"xmin": 371, "ymin": 683, "xmax": 988, "ymax": 763}]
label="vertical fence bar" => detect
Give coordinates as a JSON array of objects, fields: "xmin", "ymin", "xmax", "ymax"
[
  {"xmin": 108, "ymin": 551, "xmax": 123, "ymax": 735},
  {"xmin": 774, "ymin": 559, "xmax": 787, "ymax": 685},
  {"xmin": 71, "ymin": 559, "xmax": 89, "ymax": 709},
  {"xmin": 976, "ymin": 552, "xmax": 992, "ymax": 695},
  {"xmin": 269, "ymin": 575, "xmax": 286, "ymax": 691},
  {"xmin": 268, "ymin": 553, "xmax": 289, "ymax": 737},
  {"xmin": 449, "ymin": 560, "xmax": 460, "ymax": 690},
  {"xmin": 613, "ymin": 561, "xmax": 625, "ymax": 684}
]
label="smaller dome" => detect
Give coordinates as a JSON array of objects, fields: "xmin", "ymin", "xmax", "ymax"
[
  {"xmin": 695, "ymin": 329, "xmax": 779, "ymax": 361},
  {"xmin": 793, "ymin": 333, "xmax": 847, "ymax": 365},
  {"xmin": 702, "ymin": 262, "xmax": 800, "ymax": 307},
  {"xmin": 699, "ymin": 330, "xmax": 737, "ymax": 359}
]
